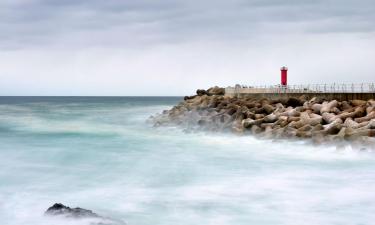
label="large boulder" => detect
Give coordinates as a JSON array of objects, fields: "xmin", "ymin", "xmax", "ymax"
[
  {"xmin": 262, "ymin": 104, "xmax": 275, "ymax": 114},
  {"xmin": 184, "ymin": 96, "xmax": 195, "ymax": 100},
  {"xmin": 242, "ymin": 118, "xmax": 263, "ymax": 128},
  {"xmin": 350, "ymin": 99, "xmax": 367, "ymax": 107},
  {"xmin": 207, "ymin": 86, "xmax": 225, "ymax": 96},
  {"xmin": 320, "ymin": 100, "xmax": 338, "ymax": 114},
  {"xmin": 196, "ymin": 89, "xmax": 208, "ymax": 96},
  {"xmin": 323, "ymin": 118, "xmax": 342, "ymax": 135},
  {"xmin": 355, "ymin": 111, "xmax": 375, "ymax": 123},
  {"xmin": 45, "ymin": 203, "xmax": 125, "ymax": 225},
  {"xmin": 286, "ymin": 97, "xmax": 303, "ymax": 107}
]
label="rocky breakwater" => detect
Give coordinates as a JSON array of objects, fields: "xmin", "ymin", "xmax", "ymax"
[{"xmin": 150, "ymin": 86, "xmax": 375, "ymax": 144}]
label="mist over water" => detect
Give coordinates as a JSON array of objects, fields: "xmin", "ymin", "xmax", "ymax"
[{"xmin": 1, "ymin": 97, "xmax": 375, "ymax": 225}]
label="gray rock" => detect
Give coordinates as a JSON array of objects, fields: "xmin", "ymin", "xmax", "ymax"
[
  {"xmin": 207, "ymin": 86, "xmax": 225, "ymax": 96},
  {"xmin": 196, "ymin": 89, "xmax": 208, "ymax": 96},
  {"xmin": 45, "ymin": 203, "xmax": 125, "ymax": 225}
]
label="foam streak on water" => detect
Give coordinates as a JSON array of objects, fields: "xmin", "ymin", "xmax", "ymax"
[{"xmin": 0, "ymin": 97, "xmax": 374, "ymax": 225}]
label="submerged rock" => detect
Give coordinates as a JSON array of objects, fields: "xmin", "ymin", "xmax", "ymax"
[
  {"xmin": 45, "ymin": 203, "xmax": 125, "ymax": 225},
  {"xmin": 46, "ymin": 203, "xmax": 99, "ymax": 218}
]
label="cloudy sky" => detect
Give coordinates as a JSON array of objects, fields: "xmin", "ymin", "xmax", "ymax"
[{"xmin": 0, "ymin": 0, "xmax": 374, "ymax": 95}]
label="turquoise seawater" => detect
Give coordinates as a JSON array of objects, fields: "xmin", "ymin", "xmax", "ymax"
[{"xmin": 1, "ymin": 97, "xmax": 375, "ymax": 225}]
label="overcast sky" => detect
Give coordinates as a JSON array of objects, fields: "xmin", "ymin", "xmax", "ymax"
[{"xmin": 0, "ymin": 0, "xmax": 374, "ymax": 96}]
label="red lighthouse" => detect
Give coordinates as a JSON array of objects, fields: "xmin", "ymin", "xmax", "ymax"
[{"xmin": 280, "ymin": 66, "xmax": 288, "ymax": 86}]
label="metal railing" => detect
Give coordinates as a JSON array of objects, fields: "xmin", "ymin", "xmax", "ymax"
[{"xmin": 225, "ymin": 83, "xmax": 375, "ymax": 95}]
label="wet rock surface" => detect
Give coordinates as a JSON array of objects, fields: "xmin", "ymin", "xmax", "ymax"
[
  {"xmin": 45, "ymin": 203, "xmax": 125, "ymax": 225},
  {"xmin": 150, "ymin": 87, "xmax": 375, "ymax": 145}
]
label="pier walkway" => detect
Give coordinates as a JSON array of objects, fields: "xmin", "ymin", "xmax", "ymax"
[{"xmin": 225, "ymin": 83, "xmax": 375, "ymax": 101}]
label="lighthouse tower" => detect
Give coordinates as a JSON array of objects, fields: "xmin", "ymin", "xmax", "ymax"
[{"xmin": 280, "ymin": 66, "xmax": 288, "ymax": 86}]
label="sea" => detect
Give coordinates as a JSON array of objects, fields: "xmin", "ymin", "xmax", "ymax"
[{"xmin": 0, "ymin": 97, "xmax": 375, "ymax": 225}]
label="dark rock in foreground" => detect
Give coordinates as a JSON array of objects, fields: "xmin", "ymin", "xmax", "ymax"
[
  {"xmin": 45, "ymin": 203, "xmax": 125, "ymax": 225},
  {"xmin": 46, "ymin": 203, "xmax": 99, "ymax": 218}
]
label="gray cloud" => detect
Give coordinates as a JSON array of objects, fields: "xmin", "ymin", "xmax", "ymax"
[
  {"xmin": 0, "ymin": 0, "xmax": 374, "ymax": 95},
  {"xmin": 1, "ymin": 0, "xmax": 374, "ymax": 49}
]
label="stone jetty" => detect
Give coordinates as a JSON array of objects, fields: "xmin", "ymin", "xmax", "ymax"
[{"xmin": 150, "ymin": 86, "xmax": 375, "ymax": 143}]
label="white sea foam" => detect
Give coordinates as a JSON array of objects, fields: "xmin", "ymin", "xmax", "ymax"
[{"xmin": 0, "ymin": 97, "xmax": 375, "ymax": 225}]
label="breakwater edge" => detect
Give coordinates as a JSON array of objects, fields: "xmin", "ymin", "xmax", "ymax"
[{"xmin": 150, "ymin": 86, "xmax": 375, "ymax": 147}]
